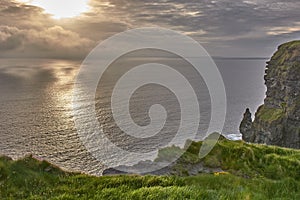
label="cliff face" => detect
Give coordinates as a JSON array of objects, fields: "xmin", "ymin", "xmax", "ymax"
[{"xmin": 240, "ymin": 41, "xmax": 300, "ymax": 149}]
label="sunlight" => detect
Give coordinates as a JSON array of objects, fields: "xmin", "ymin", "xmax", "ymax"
[{"xmin": 18, "ymin": 0, "xmax": 90, "ymax": 19}]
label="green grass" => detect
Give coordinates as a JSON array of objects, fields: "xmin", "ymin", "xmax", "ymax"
[
  {"xmin": 160, "ymin": 136, "xmax": 300, "ymax": 179},
  {"xmin": 1, "ymin": 138, "xmax": 300, "ymax": 199},
  {"xmin": 273, "ymin": 40, "xmax": 300, "ymax": 65},
  {"xmin": 255, "ymin": 105, "xmax": 285, "ymax": 122}
]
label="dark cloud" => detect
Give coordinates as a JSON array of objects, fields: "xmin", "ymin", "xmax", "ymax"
[
  {"xmin": 0, "ymin": 0, "xmax": 54, "ymax": 29},
  {"xmin": 0, "ymin": 25, "xmax": 95, "ymax": 59},
  {"xmin": 58, "ymin": 19, "xmax": 128, "ymax": 42},
  {"xmin": 0, "ymin": 0, "xmax": 300, "ymax": 58},
  {"xmin": 83, "ymin": 0, "xmax": 300, "ymax": 56}
]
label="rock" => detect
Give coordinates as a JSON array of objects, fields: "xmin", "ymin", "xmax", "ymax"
[
  {"xmin": 102, "ymin": 168, "xmax": 128, "ymax": 176},
  {"xmin": 240, "ymin": 108, "xmax": 253, "ymax": 142},
  {"xmin": 102, "ymin": 160, "xmax": 174, "ymax": 176},
  {"xmin": 240, "ymin": 41, "xmax": 300, "ymax": 149}
]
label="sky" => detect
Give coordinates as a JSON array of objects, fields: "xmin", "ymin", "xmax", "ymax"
[{"xmin": 0, "ymin": 0, "xmax": 300, "ymax": 59}]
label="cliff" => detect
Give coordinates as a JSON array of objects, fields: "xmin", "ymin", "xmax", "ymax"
[{"xmin": 240, "ymin": 41, "xmax": 300, "ymax": 149}]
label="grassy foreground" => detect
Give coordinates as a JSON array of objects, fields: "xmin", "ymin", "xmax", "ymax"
[{"xmin": 1, "ymin": 138, "xmax": 300, "ymax": 199}]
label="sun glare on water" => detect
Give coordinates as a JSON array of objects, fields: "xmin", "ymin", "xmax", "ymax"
[{"xmin": 18, "ymin": 0, "xmax": 90, "ymax": 19}]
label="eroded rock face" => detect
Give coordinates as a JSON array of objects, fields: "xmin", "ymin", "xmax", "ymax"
[
  {"xmin": 240, "ymin": 41, "xmax": 300, "ymax": 149},
  {"xmin": 240, "ymin": 108, "xmax": 253, "ymax": 142}
]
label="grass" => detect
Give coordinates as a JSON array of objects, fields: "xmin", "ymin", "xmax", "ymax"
[
  {"xmin": 162, "ymin": 136, "xmax": 300, "ymax": 180},
  {"xmin": 1, "ymin": 138, "xmax": 300, "ymax": 199},
  {"xmin": 273, "ymin": 40, "xmax": 300, "ymax": 65},
  {"xmin": 255, "ymin": 105, "xmax": 285, "ymax": 122}
]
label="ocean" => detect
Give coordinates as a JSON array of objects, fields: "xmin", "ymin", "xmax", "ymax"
[{"xmin": 0, "ymin": 58, "xmax": 266, "ymax": 175}]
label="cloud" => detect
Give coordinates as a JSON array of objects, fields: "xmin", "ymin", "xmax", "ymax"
[
  {"xmin": 0, "ymin": 26, "xmax": 22, "ymax": 50},
  {"xmin": 0, "ymin": 0, "xmax": 54, "ymax": 29},
  {"xmin": 81, "ymin": 0, "xmax": 300, "ymax": 56},
  {"xmin": 0, "ymin": 25, "xmax": 94, "ymax": 59},
  {"xmin": 267, "ymin": 23, "xmax": 300, "ymax": 36},
  {"xmin": 0, "ymin": 0, "xmax": 96, "ymax": 59},
  {"xmin": 0, "ymin": 0, "xmax": 300, "ymax": 58},
  {"xmin": 58, "ymin": 19, "xmax": 128, "ymax": 42}
]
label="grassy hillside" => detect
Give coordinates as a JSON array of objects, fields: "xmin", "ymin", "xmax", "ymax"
[
  {"xmin": 160, "ymin": 135, "xmax": 300, "ymax": 179},
  {"xmin": 1, "ymin": 138, "xmax": 300, "ymax": 199}
]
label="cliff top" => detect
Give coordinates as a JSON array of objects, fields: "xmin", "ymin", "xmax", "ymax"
[{"xmin": 271, "ymin": 40, "xmax": 300, "ymax": 64}]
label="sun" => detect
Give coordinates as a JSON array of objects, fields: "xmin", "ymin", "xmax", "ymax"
[{"xmin": 18, "ymin": 0, "xmax": 90, "ymax": 19}]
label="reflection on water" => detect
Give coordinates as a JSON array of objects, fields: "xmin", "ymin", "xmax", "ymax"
[
  {"xmin": 0, "ymin": 59, "xmax": 103, "ymax": 175},
  {"xmin": 0, "ymin": 58, "xmax": 266, "ymax": 175}
]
